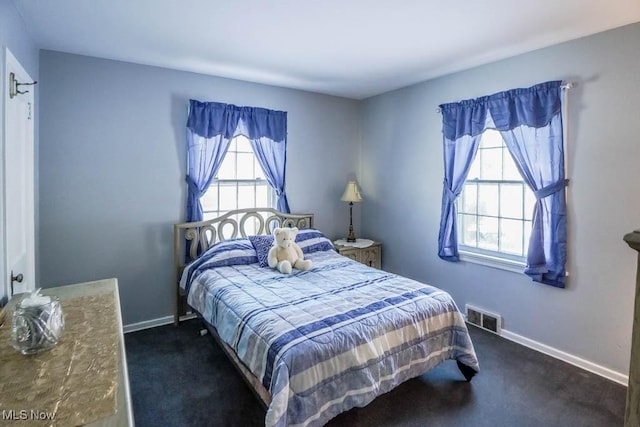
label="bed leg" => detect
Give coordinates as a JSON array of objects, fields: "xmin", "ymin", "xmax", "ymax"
[{"xmin": 457, "ymin": 360, "xmax": 477, "ymax": 382}]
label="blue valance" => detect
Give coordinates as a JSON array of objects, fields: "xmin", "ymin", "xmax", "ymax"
[
  {"xmin": 187, "ymin": 100, "xmax": 287, "ymax": 142},
  {"xmin": 439, "ymin": 81, "xmax": 562, "ymax": 140}
]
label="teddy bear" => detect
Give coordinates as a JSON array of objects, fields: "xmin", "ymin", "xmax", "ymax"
[{"xmin": 268, "ymin": 227, "xmax": 313, "ymax": 274}]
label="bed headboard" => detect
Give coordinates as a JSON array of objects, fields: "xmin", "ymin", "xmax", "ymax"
[{"xmin": 173, "ymin": 208, "xmax": 314, "ymax": 325}]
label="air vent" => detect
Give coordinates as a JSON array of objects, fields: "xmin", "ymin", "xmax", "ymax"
[{"xmin": 465, "ymin": 304, "xmax": 501, "ymax": 334}]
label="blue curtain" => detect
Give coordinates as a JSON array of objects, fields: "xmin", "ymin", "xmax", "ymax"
[
  {"xmin": 186, "ymin": 100, "xmax": 289, "ymax": 222},
  {"xmin": 186, "ymin": 132, "xmax": 232, "ymax": 222},
  {"xmin": 438, "ymin": 81, "xmax": 567, "ymax": 287},
  {"xmin": 500, "ymin": 114, "xmax": 567, "ymax": 287},
  {"xmin": 437, "ymin": 133, "xmax": 482, "ymax": 261},
  {"xmin": 249, "ymin": 136, "xmax": 290, "ymax": 213}
]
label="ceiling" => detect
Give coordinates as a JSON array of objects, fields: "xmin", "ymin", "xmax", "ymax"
[{"xmin": 13, "ymin": 0, "xmax": 640, "ymax": 99}]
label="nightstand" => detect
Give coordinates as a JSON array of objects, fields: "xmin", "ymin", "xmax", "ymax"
[{"xmin": 334, "ymin": 240, "xmax": 382, "ymax": 269}]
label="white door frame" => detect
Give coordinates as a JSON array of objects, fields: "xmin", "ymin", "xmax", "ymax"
[
  {"xmin": 1, "ymin": 48, "xmax": 36, "ymax": 301},
  {"xmin": 0, "ymin": 49, "xmax": 5, "ymax": 303}
]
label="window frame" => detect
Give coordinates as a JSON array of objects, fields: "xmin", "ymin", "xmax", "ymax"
[
  {"xmin": 456, "ymin": 131, "xmax": 532, "ymax": 272},
  {"xmin": 201, "ymin": 136, "xmax": 276, "ymax": 221}
]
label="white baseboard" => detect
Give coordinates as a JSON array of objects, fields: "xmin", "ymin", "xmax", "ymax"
[
  {"xmin": 500, "ymin": 328, "xmax": 628, "ymax": 386},
  {"xmin": 123, "ymin": 313, "xmax": 196, "ymax": 334},
  {"xmin": 124, "ymin": 315, "xmax": 174, "ymax": 333}
]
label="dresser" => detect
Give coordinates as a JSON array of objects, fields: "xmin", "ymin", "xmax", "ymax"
[
  {"xmin": 0, "ymin": 279, "xmax": 134, "ymax": 426},
  {"xmin": 335, "ymin": 240, "xmax": 382, "ymax": 269},
  {"xmin": 624, "ymin": 231, "xmax": 640, "ymax": 427}
]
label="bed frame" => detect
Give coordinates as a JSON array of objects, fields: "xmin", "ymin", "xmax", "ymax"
[{"xmin": 173, "ymin": 208, "xmax": 314, "ymax": 408}]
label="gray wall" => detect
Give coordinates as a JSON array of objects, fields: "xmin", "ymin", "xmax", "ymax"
[
  {"xmin": 0, "ymin": 1, "xmax": 38, "ymax": 75},
  {"xmin": 0, "ymin": 0, "xmax": 39, "ymax": 293},
  {"xmin": 38, "ymin": 50, "xmax": 361, "ymax": 324},
  {"xmin": 35, "ymin": 19, "xmax": 640, "ymax": 375},
  {"xmin": 360, "ymin": 23, "xmax": 640, "ymax": 374}
]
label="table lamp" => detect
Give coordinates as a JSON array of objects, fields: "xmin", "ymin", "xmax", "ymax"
[{"xmin": 341, "ymin": 181, "xmax": 362, "ymax": 242}]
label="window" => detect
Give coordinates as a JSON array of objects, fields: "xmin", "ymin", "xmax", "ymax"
[
  {"xmin": 438, "ymin": 81, "xmax": 566, "ymax": 285},
  {"xmin": 457, "ymin": 130, "xmax": 535, "ymax": 265},
  {"xmin": 200, "ymin": 135, "xmax": 276, "ymax": 227}
]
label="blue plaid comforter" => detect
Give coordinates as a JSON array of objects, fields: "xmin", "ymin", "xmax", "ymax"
[{"xmin": 183, "ymin": 248, "xmax": 479, "ymax": 426}]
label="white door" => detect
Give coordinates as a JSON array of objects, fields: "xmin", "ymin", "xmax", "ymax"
[{"xmin": 2, "ymin": 49, "xmax": 35, "ymax": 299}]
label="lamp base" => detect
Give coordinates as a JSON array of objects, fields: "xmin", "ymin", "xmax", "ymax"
[{"xmin": 346, "ymin": 201, "xmax": 356, "ymax": 242}]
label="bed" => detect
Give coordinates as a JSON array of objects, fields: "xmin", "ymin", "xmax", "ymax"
[{"xmin": 174, "ymin": 208, "xmax": 479, "ymax": 427}]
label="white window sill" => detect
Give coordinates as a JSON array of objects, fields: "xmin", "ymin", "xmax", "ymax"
[{"xmin": 458, "ymin": 250, "xmax": 526, "ymax": 274}]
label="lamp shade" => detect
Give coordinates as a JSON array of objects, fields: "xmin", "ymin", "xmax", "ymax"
[{"xmin": 340, "ymin": 181, "xmax": 362, "ymax": 203}]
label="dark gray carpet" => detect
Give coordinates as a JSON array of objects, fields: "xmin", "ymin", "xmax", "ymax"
[{"xmin": 125, "ymin": 320, "xmax": 626, "ymax": 426}]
